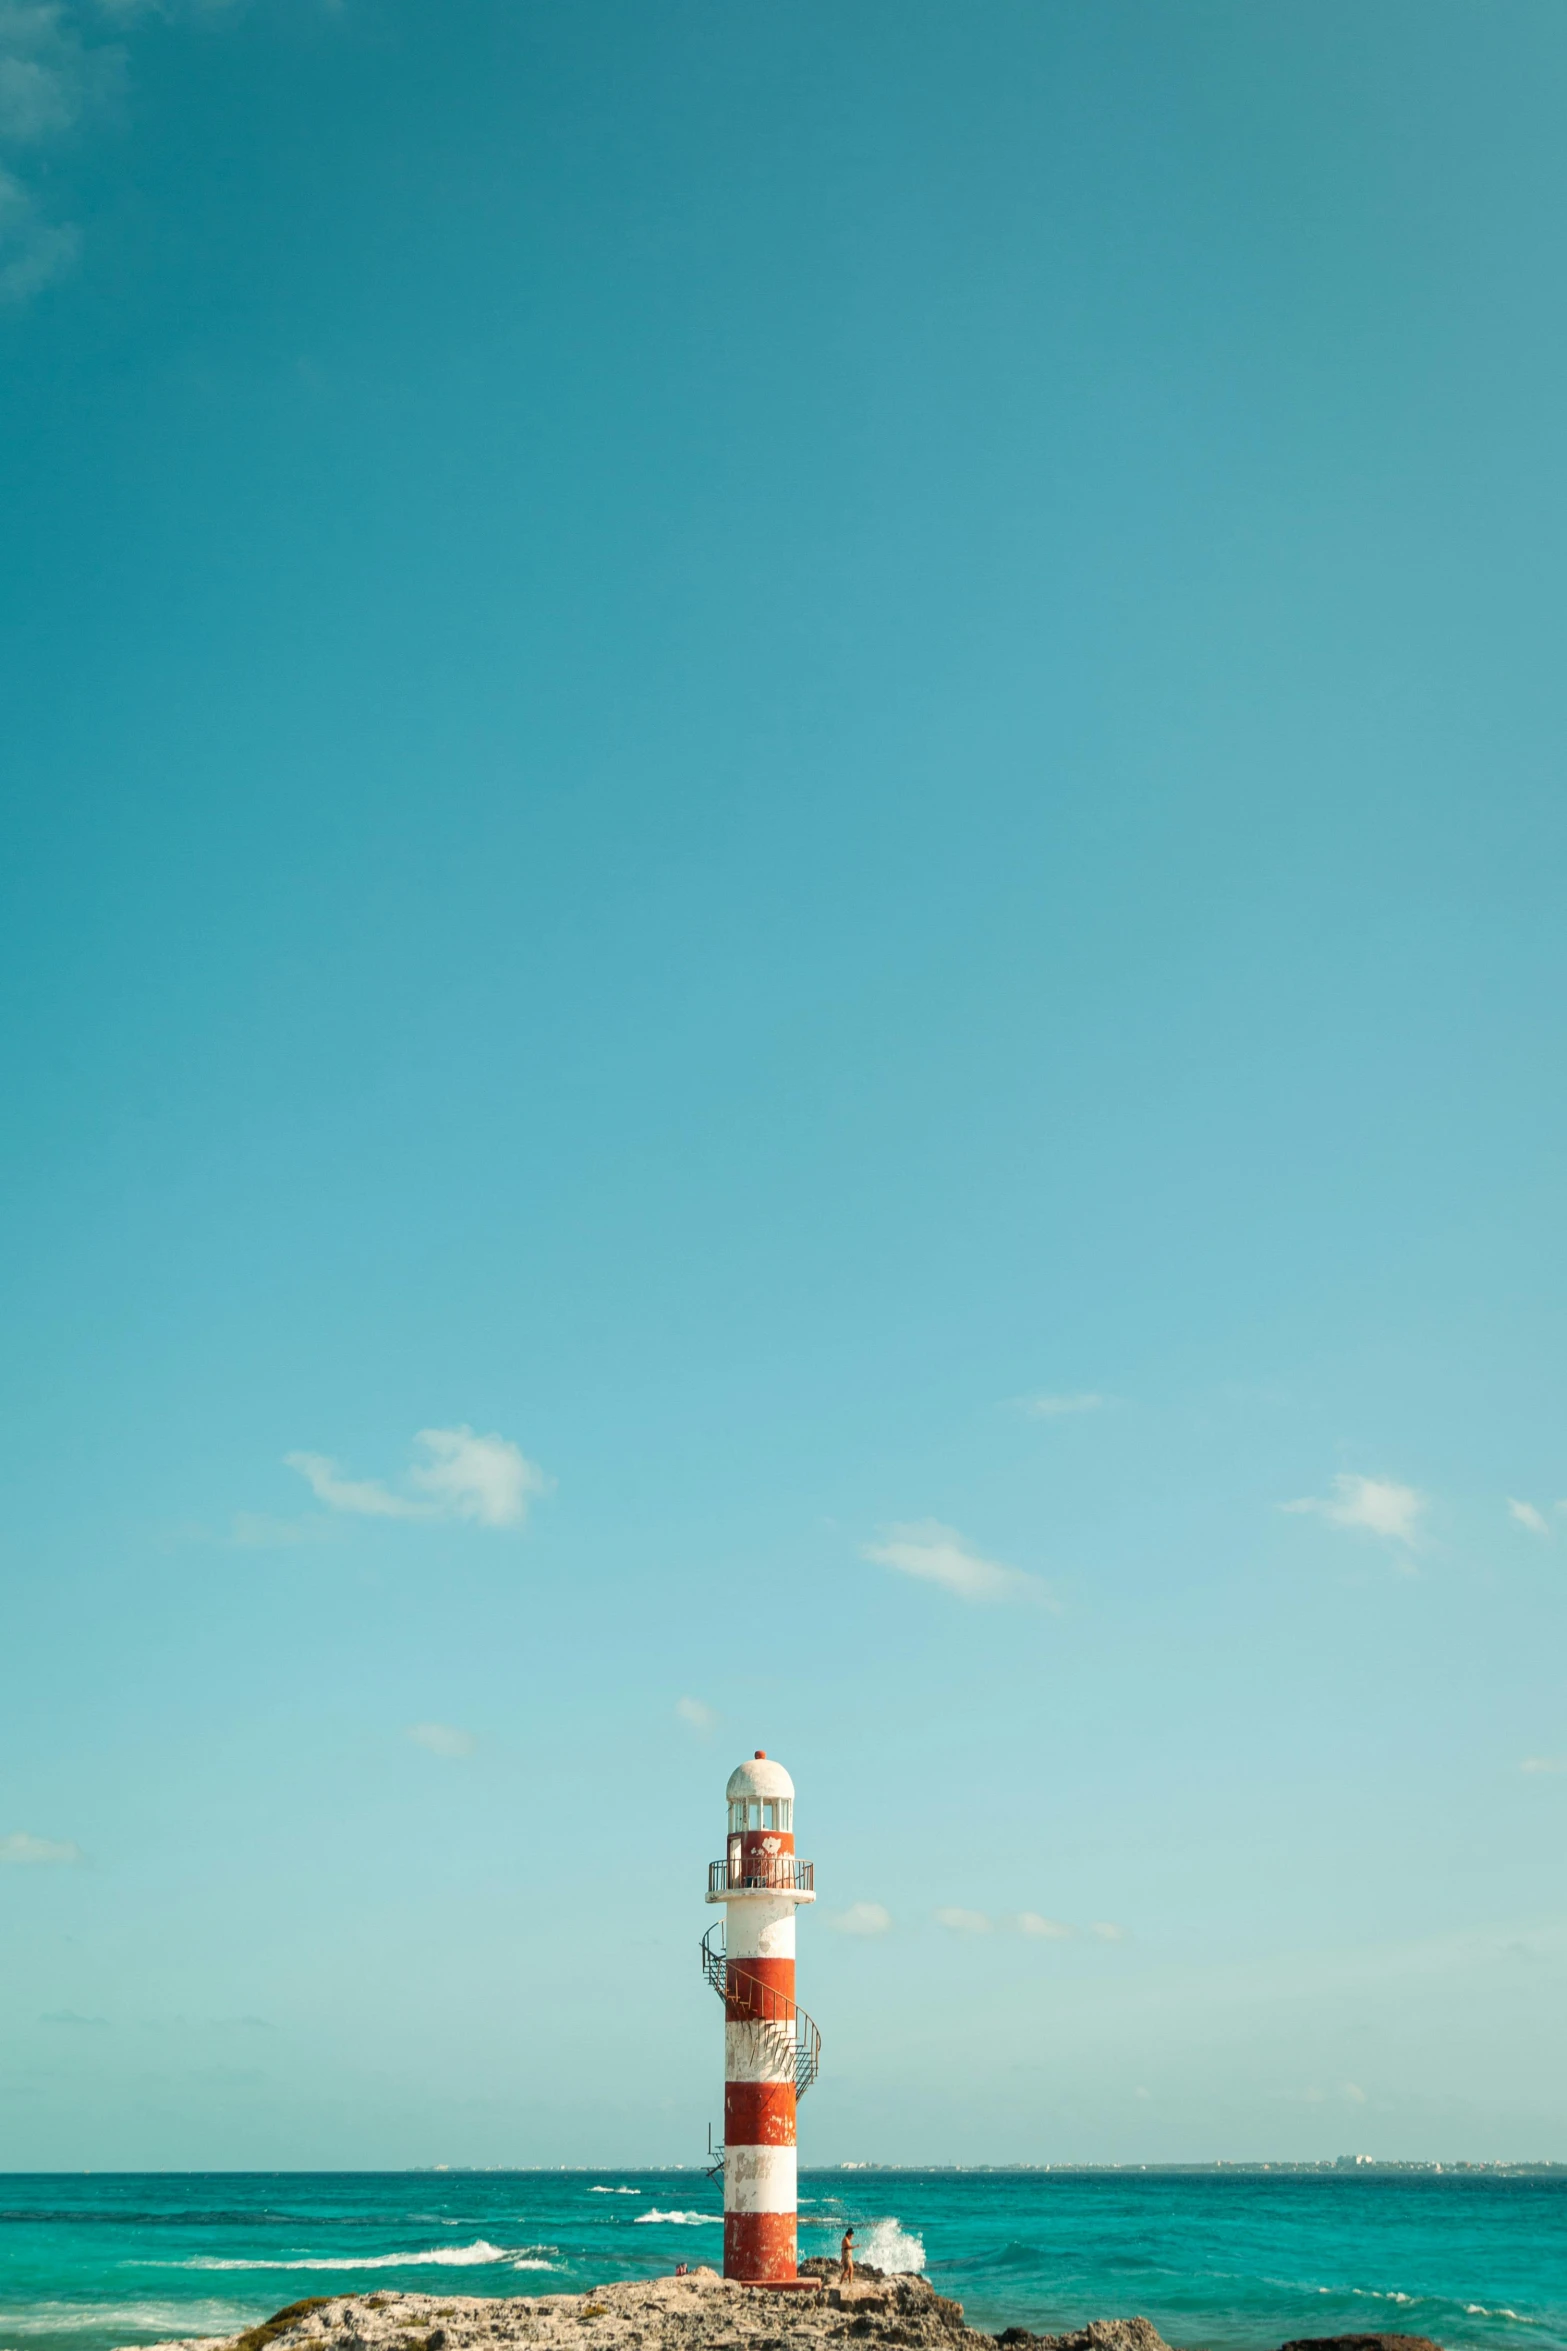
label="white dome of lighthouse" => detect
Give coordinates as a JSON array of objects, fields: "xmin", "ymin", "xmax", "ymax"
[{"xmin": 726, "ymin": 1750, "xmax": 794, "ymax": 1803}]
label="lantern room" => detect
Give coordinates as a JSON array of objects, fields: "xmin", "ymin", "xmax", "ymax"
[
  {"xmin": 721, "ymin": 1750, "xmax": 800, "ymax": 1892},
  {"xmin": 727, "ymin": 1754, "xmax": 794, "ymax": 1836}
]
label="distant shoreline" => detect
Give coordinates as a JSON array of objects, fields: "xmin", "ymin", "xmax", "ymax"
[{"xmin": 3, "ymin": 2161, "xmax": 1562, "ymax": 2175}]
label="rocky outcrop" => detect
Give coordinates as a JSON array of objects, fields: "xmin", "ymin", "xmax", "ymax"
[
  {"xmin": 1279, "ymin": 2337, "xmax": 1444, "ymax": 2351},
  {"xmin": 996, "ymin": 2324, "xmax": 1173, "ymax": 2351},
  {"xmin": 155, "ymin": 2283, "xmax": 1441, "ymax": 2351},
  {"xmin": 181, "ymin": 2273, "xmax": 995, "ymax": 2351}
]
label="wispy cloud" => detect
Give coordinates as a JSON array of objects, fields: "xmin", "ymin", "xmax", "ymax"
[
  {"xmin": 1507, "ymin": 1498, "xmax": 1550, "ymax": 1537},
  {"xmin": 828, "ymin": 1902, "xmax": 893, "ymax": 1936},
  {"xmin": 0, "ymin": 156, "xmax": 74, "ymax": 295},
  {"xmin": 0, "ymin": 3, "xmax": 113, "ymax": 139},
  {"xmin": 862, "ymin": 1520, "xmax": 1057, "ymax": 1607},
  {"xmin": 406, "ymin": 1722, "xmax": 476, "ymax": 1758},
  {"xmin": 40, "ymin": 2007, "xmax": 107, "ymax": 2026},
  {"xmin": 1521, "ymin": 1757, "xmax": 1567, "ymax": 1775},
  {"xmin": 1009, "ymin": 1912, "xmax": 1125, "ymax": 1940},
  {"xmin": 285, "ymin": 1427, "xmax": 552, "ymax": 1531},
  {"xmin": 285, "ymin": 1452, "xmax": 420, "ymax": 1519},
  {"xmin": 934, "ymin": 1906, "xmax": 992, "ymax": 1934},
  {"xmin": 675, "ymin": 1696, "xmax": 716, "ymax": 1735},
  {"xmin": 0, "ymin": 3, "xmax": 125, "ymax": 302},
  {"xmin": 1, "ymin": 1830, "xmax": 81, "ymax": 1864},
  {"xmin": 1019, "ymin": 1392, "xmax": 1110, "ymax": 1419},
  {"xmin": 1282, "ymin": 1473, "xmax": 1425, "ymax": 1558}
]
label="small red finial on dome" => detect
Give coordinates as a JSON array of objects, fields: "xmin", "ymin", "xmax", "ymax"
[{"xmin": 755, "ymin": 1749, "xmax": 766, "ymax": 1759}]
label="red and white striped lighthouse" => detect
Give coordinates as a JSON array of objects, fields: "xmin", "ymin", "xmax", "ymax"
[{"xmin": 702, "ymin": 1751, "xmax": 820, "ymax": 2285}]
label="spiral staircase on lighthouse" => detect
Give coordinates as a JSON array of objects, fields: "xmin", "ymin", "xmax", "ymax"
[{"xmin": 701, "ymin": 1849, "xmax": 821, "ymax": 2177}]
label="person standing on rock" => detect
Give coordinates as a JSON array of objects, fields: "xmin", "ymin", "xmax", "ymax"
[{"xmin": 839, "ymin": 2228, "xmax": 855, "ymax": 2283}]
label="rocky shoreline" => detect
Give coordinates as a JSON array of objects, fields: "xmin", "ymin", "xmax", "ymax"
[{"xmin": 140, "ymin": 2266, "xmax": 1445, "ymax": 2351}]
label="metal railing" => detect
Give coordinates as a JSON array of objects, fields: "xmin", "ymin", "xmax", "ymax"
[
  {"xmin": 701, "ymin": 1922, "xmax": 821, "ymax": 2097},
  {"xmin": 708, "ymin": 1855, "xmax": 814, "ymax": 1895}
]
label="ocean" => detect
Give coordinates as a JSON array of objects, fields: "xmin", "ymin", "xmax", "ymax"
[{"xmin": 1, "ymin": 2172, "xmax": 1562, "ymax": 2351}]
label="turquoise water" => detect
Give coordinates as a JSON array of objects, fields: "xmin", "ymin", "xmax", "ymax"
[{"xmin": 2, "ymin": 2173, "xmax": 1563, "ymax": 2351}]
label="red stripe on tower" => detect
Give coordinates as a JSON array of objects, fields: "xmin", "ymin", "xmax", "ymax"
[{"xmin": 705, "ymin": 1750, "xmax": 818, "ymax": 2284}]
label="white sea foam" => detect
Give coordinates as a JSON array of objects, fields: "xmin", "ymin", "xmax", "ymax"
[
  {"xmin": 590, "ymin": 2188, "xmax": 643, "ymax": 2196},
  {"xmin": 857, "ymin": 2220, "xmax": 925, "ymax": 2275},
  {"xmin": 183, "ymin": 2241, "xmax": 514, "ymax": 2271},
  {"xmin": 632, "ymin": 2210, "xmax": 722, "ymax": 2226},
  {"xmin": 2, "ymin": 2308, "xmax": 246, "ymax": 2344},
  {"xmin": 113, "ymin": 2339, "xmax": 236, "ymax": 2351}
]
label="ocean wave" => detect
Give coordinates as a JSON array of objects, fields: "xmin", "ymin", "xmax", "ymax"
[
  {"xmin": 632, "ymin": 2211, "xmax": 722, "ymax": 2226},
  {"xmin": 1298, "ymin": 2279, "xmax": 1536, "ymax": 2328},
  {"xmin": 182, "ymin": 2241, "xmax": 515, "ymax": 2271},
  {"xmin": 858, "ymin": 2220, "xmax": 925, "ymax": 2275},
  {"xmin": 590, "ymin": 2188, "xmax": 643, "ymax": 2196}
]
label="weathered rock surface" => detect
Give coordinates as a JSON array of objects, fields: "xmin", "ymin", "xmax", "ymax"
[
  {"xmin": 996, "ymin": 2324, "xmax": 1174, "ymax": 2351},
  {"xmin": 162, "ymin": 2272, "xmax": 996, "ymax": 2351},
  {"xmin": 1279, "ymin": 2337, "xmax": 1445, "ymax": 2351},
  {"xmin": 143, "ymin": 2281, "xmax": 1440, "ymax": 2351}
]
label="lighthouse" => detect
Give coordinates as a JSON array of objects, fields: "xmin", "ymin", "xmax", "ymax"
[{"xmin": 702, "ymin": 1751, "xmax": 820, "ymax": 2285}]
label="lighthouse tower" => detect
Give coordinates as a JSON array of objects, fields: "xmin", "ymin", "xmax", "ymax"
[{"xmin": 702, "ymin": 1751, "xmax": 820, "ymax": 2285}]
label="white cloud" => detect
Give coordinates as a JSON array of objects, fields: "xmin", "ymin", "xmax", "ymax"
[
  {"xmin": 410, "ymin": 1425, "xmax": 551, "ymax": 1528},
  {"xmin": 1342, "ymin": 2082, "xmax": 1368, "ymax": 2104},
  {"xmin": 285, "ymin": 1427, "xmax": 551, "ymax": 1531},
  {"xmin": 0, "ymin": 4, "xmax": 117, "ymax": 145},
  {"xmin": 828, "ymin": 1902, "xmax": 893, "ymax": 1936},
  {"xmin": 0, "ymin": 163, "xmax": 75, "ymax": 299},
  {"xmin": 0, "ymin": 5, "xmax": 127, "ymax": 303},
  {"xmin": 1088, "ymin": 1920, "xmax": 1126, "ymax": 1941},
  {"xmin": 675, "ymin": 1696, "xmax": 716, "ymax": 1734},
  {"xmin": 0, "ymin": 0, "xmax": 274, "ymax": 309},
  {"xmin": 1507, "ymin": 1498, "xmax": 1550, "ymax": 1537},
  {"xmin": 1521, "ymin": 1757, "xmax": 1567, "ymax": 1775},
  {"xmin": 862, "ymin": 1520, "xmax": 1056, "ymax": 1607},
  {"xmin": 1, "ymin": 1830, "xmax": 81, "ymax": 1864},
  {"xmin": 1020, "ymin": 1392, "xmax": 1109, "ymax": 1418},
  {"xmin": 407, "ymin": 1722, "xmax": 476, "ymax": 1758},
  {"xmin": 1282, "ymin": 1473, "xmax": 1426, "ymax": 1551},
  {"xmin": 1015, "ymin": 1912, "xmax": 1076, "ymax": 1939},
  {"xmin": 934, "ymin": 1906, "xmax": 992, "ymax": 1935},
  {"xmin": 285, "ymin": 1451, "xmax": 421, "ymax": 1519}
]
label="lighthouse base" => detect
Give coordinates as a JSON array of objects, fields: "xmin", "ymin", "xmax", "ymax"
[{"xmin": 723, "ymin": 2211, "xmax": 796, "ymax": 2283}]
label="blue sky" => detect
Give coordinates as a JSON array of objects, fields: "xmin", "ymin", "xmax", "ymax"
[{"xmin": 2, "ymin": 0, "xmax": 1565, "ymax": 2169}]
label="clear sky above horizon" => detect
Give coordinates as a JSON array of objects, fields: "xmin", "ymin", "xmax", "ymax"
[{"xmin": 2, "ymin": 0, "xmax": 1565, "ymax": 2170}]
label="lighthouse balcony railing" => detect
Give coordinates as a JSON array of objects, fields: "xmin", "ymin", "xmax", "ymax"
[{"xmin": 708, "ymin": 1855, "xmax": 815, "ymax": 1895}]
